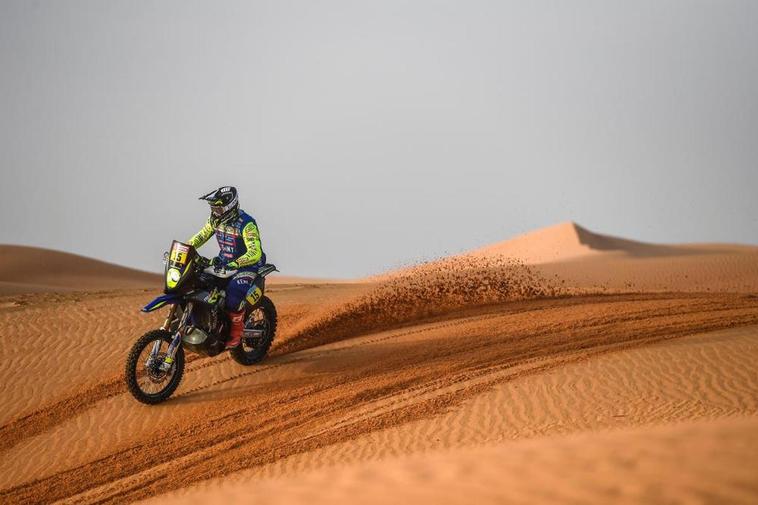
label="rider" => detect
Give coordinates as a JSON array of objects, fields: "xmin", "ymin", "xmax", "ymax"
[{"xmin": 188, "ymin": 186, "xmax": 266, "ymax": 349}]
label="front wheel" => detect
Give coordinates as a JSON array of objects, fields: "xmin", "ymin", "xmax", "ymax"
[
  {"xmin": 125, "ymin": 329, "xmax": 185, "ymax": 404},
  {"xmin": 231, "ymin": 296, "xmax": 277, "ymax": 365}
]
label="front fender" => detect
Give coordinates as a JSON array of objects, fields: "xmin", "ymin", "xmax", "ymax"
[{"xmin": 142, "ymin": 294, "xmax": 181, "ymax": 313}]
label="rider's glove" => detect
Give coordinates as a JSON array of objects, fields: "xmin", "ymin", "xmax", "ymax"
[
  {"xmin": 226, "ymin": 260, "xmax": 240, "ymax": 270},
  {"xmin": 210, "ymin": 257, "xmax": 225, "ymax": 273}
]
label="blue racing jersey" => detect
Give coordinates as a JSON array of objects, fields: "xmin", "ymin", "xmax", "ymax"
[{"xmin": 187, "ymin": 210, "xmax": 266, "ymax": 271}]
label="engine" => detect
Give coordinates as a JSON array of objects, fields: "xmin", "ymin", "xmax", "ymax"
[
  {"xmin": 192, "ymin": 302, "xmax": 217, "ymax": 333},
  {"xmin": 182, "ymin": 301, "xmax": 225, "ymax": 356}
]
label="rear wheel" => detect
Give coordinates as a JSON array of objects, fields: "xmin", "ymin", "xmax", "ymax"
[
  {"xmin": 125, "ymin": 330, "xmax": 185, "ymax": 404},
  {"xmin": 231, "ymin": 296, "xmax": 277, "ymax": 365}
]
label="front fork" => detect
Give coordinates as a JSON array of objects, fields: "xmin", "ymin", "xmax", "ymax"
[{"xmin": 152, "ymin": 303, "xmax": 192, "ymax": 372}]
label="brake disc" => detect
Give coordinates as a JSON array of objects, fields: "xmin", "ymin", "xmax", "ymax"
[{"xmin": 146, "ymin": 352, "xmax": 170, "ymax": 383}]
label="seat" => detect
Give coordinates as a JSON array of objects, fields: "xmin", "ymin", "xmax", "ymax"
[{"xmin": 198, "ymin": 271, "xmax": 231, "ymax": 289}]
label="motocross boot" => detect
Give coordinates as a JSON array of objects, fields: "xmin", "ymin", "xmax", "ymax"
[{"xmin": 226, "ymin": 310, "xmax": 245, "ymax": 349}]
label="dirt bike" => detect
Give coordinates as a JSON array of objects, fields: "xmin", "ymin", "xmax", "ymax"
[{"xmin": 125, "ymin": 240, "xmax": 278, "ymax": 404}]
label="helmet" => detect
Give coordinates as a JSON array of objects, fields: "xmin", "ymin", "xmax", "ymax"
[{"xmin": 199, "ymin": 186, "xmax": 239, "ymax": 226}]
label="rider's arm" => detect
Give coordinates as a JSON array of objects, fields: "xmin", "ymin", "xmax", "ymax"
[
  {"xmin": 227, "ymin": 221, "xmax": 262, "ymax": 268},
  {"xmin": 187, "ymin": 218, "xmax": 214, "ymax": 248}
]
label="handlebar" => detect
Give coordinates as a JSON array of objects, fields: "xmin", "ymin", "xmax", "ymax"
[
  {"xmin": 195, "ymin": 256, "xmax": 238, "ymax": 278},
  {"xmin": 202, "ymin": 265, "xmax": 238, "ymax": 278}
]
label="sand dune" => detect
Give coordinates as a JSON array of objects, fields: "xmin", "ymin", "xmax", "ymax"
[
  {"xmin": 380, "ymin": 222, "xmax": 758, "ymax": 293},
  {"xmin": 485, "ymin": 223, "xmax": 758, "ymax": 292},
  {"xmin": 469, "ymin": 221, "xmax": 756, "ymax": 263},
  {"xmin": 0, "ymin": 245, "xmax": 160, "ymax": 294},
  {"xmin": 0, "ymin": 245, "xmax": 338, "ymax": 295},
  {"xmin": 6, "ymin": 221, "xmax": 755, "ymax": 296},
  {"xmin": 1, "ymin": 224, "xmax": 757, "ymax": 504}
]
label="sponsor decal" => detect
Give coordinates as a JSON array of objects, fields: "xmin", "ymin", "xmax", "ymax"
[
  {"xmin": 170, "ymin": 244, "xmax": 190, "ymax": 265},
  {"xmin": 245, "ymin": 286, "xmax": 262, "ymax": 305},
  {"xmin": 244, "ymin": 226, "xmax": 259, "ymax": 240},
  {"xmin": 205, "ymin": 289, "xmax": 220, "ymax": 304}
]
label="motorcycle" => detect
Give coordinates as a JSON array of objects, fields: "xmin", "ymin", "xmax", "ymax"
[{"xmin": 125, "ymin": 240, "xmax": 278, "ymax": 404}]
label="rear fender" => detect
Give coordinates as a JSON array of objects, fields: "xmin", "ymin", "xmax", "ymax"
[
  {"xmin": 142, "ymin": 294, "xmax": 181, "ymax": 313},
  {"xmin": 257, "ymin": 264, "xmax": 278, "ymax": 278}
]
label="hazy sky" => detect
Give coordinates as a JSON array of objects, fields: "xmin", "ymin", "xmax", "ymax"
[{"xmin": 1, "ymin": 1, "xmax": 756, "ymax": 278}]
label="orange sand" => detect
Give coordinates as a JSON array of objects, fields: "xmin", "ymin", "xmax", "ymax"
[{"xmin": 1, "ymin": 223, "xmax": 757, "ymax": 504}]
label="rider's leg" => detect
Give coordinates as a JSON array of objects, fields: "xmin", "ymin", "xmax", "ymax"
[
  {"xmin": 224, "ymin": 273, "xmax": 255, "ymax": 349},
  {"xmin": 226, "ymin": 310, "xmax": 245, "ymax": 349}
]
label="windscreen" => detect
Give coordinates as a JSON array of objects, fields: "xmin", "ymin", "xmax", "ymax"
[{"xmin": 165, "ymin": 241, "xmax": 196, "ymax": 291}]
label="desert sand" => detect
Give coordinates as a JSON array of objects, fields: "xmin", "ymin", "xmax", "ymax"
[{"xmin": 1, "ymin": 223, "xmax": 757, "ymax": 504}]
